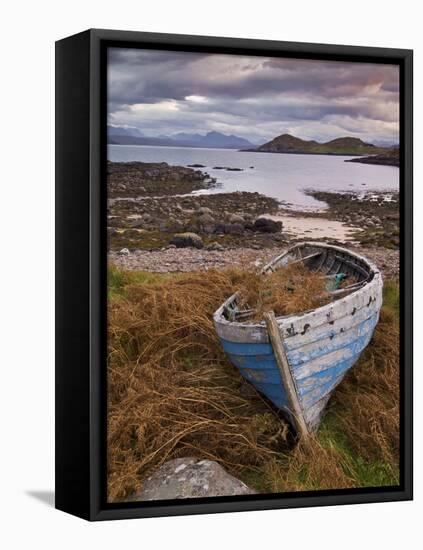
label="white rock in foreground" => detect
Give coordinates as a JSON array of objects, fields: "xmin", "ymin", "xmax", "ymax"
[{"xmin": 129, "ymin": 458, "xmax": 256, "ymax": 501}]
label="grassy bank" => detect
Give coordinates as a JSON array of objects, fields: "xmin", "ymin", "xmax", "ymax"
[{"xmin": 107, "ymin": 266, "xmax": 399, "ymax": 502}]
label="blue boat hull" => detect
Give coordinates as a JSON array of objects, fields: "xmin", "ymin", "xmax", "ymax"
[
  {"xmin": 213, "ymin": 243, "xmax": 384, "ymax": 432},
  {"xmin": 219, "ymin": 311, "xmax": 379, "ymax": 422}
]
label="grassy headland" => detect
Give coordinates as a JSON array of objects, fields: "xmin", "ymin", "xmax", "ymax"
[
  {"xmin": 346, "ymin": 148, "xmax": 400, "ymax": 167},
  {"xmin": 244, "ymin": 134, "xmax": 388, "ymax": 156}
]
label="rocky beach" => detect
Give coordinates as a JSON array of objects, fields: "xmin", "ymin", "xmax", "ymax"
[{"xmin": 108, "ymin": 160, "xmax": 399, "ymax": 278}]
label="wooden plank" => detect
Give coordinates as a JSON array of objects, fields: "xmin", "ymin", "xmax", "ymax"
[
  {"xmin": 329, "ymin": 281, "xmax": 366, "ymax": 296},
  {"xmin": 334, "ymin": 256, "xmax": 370, "ymax": 279},
  {"xmin": 289, "ymin": 251, "xmax": 322, "ymax": 266},
  {"xmin": 315, "ymin": 249, "xmax": 327, "ymax": 271},
  {"xmin": 264, "ymin": 311, "xmax": 311, "ymax": 440},
  {"xmin": 325, "ymin": 253, "xmax": 336, "ymax": 274},
  {"xmin": 214, "ymin": 278, "xmax": 382, "ymax": 345}
]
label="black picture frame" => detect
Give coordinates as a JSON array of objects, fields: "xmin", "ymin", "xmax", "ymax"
[{"xmin": 55, "ymin": 28, "xmax": 413, "ymax": 521}]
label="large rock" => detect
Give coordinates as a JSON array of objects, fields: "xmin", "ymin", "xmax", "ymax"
[
  {"xmin": 228, "ymin": 213, "xmax": 245, "ymax": 225},
  {"xmin": 197, "ymin": 206, "xmax": 213, "ymax": 216},
  {"xmin": 141, "ymin": 213, "xmax": 153, "ymax": 223},
  {"xmin": 170, "ymin": 232, "xmax": 204, "ymax": 249},
  {"xmin": 130, "ymin": 458, "xmax": 256, "ymax": 501},
  {"xmin": 118, "ymin": 248, "xmax": 130, "ymax": 256},
  {"xmin": 130, "ymin": 219, "xmax": 145, "ymax": 229},
  {"xmin": 253, "ymin": 217, "xmax": 283, "ymax": 233},
  {"xmin": 197, "ymin": 213, "xmax": 216, "ymax": 234},
  {"xmin": 224, "ymin": 222, "xmax": 244, "ymax": 235},
  {"xmin": 205, "ymin": 242, "xmax": 225, "ymax": 251},
  {"xmin": 159, "ymin": 217, "xmax": 183, "ymax": 232}
]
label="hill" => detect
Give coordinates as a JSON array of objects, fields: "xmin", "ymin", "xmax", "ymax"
[
  {"xmin": 252, "ymin": 133, "xmax": 319, "ymax": 153},
  {"xmin": 246, "ymin": 133, "xmax": 387, "ymax": 156}
]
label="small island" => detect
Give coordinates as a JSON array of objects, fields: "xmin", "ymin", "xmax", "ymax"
[{"xmin": 243, "ymin": 133, "xmax": 387, "ymax": 156}]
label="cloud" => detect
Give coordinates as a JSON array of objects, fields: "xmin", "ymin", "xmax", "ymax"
[{"xmin": 107, "ymin": 47, "xmax": 400, "ymax": 143}]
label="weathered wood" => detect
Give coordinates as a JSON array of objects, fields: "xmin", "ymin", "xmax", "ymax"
[
  {"xmin": 264, "ymin": 311, "xmax": 311, "ymax": 440},
  {"xmin": 334, "ymin": 256, "xmax": 369, "ymax": 279},
  {"xmin": 214, "ymin": 242, "xmax": 383, "ymax": 433},
  {"xmin": 214, "ymin": 280, "xmax": 382, "ymax": 345},
  {"xmin": 329, "ymin": 281, "xmax": 366, "ymax": 296},
  {"xmin": 288, "ymin": 251, "xmax": 322, "ymax": 267}
]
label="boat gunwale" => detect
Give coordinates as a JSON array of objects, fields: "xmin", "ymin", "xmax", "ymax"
[{"xmin": 213, "ymin": 242, "xmax": 383, "ymax": 342}]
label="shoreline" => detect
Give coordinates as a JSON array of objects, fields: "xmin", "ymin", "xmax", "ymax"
[
  {"xmin": 107, "ymin": 161, "xmax": 399, "ymax": 269},
  {"xmin": 110, "ymin": 245, "xmax": 399, "ymax": 280}
]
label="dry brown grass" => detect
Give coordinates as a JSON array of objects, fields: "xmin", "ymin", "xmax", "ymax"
[
  {"xmin": 107, "ymin": 267, "xmax": 400, "ymax": 502},
  {"xmin": 236, "ymin": 263, "xmax": 332, "ymax": 321},
  {"xmin": 332, "ymin": 306, "xmax": 400, "ymax": 473},
  {"xmin": 107, "ymin": 269, "xmax": 291, "ymax": 502},
  {"xmin": 263, "ymin": 296, "xmax": 400, "ymax": 493},
  {"xmin": 263, "ymin": 438, "xmax": 356, "ymax": 492}
]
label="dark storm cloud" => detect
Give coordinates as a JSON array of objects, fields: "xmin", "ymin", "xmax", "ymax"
[
  {"xmin": 107, "ymin": 48, "xmax": 399, "ymax": 143},
  {"xmin": 108, "ymin": 48, "xmax": 210, "ymax": 105}
]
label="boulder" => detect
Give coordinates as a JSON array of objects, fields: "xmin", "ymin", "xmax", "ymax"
[
  {"xmin": 228, "ymin": 213, "xmax": 245, "ymax": 224},
  {"xmin": 253, "ymin": 217, "xmax": 283, "ymax": 233},
  {"xmin": 197, "ymin": 206, "xmax": 213, "ymax": 216},
  {"xmin": 197, "ymin": 213, "xmax": 216, "ymax": 234},
  {"xmin": 213, "ymin": 222, "xmax": 226, "ymax": 235},
  {"xmin": 130, "ymin": 458, "xmax": 256, "ymax": 501},
  {"xmin": 130, "ymin": 219, "xmax": 145, "ymax": 229},
  {"xmin": 118, "ymin": 248, "xmax": 130, "ymax": 256},
  {"xmin": 224, "ymin": 223, "xmax": 244, "ymax": 235},
  {"xmin": 205, "ymin": 242, "xmax": 225, "ymax": 251},
  {"xmin": 160, "ymin": 217, "xmax": 183, "ymax": 232},
  {"xmin": 170, "ymin": 232, "xmax": 204, "ymax": 249},
  {"xmin": 141, "ymin": 213, "xmax": 153, "ymax": 223}
]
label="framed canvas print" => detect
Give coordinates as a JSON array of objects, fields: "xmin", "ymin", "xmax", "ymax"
[{"xmin": 55, "ymin": 29, "xmax": 413, "ymax": 521}]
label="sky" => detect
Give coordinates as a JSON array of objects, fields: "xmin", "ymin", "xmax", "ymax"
[{"xmin": 107, "ymin": 48, "xmax": 400, "ymax": 145}]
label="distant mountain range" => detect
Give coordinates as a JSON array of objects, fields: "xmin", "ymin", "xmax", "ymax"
[
  {"xmin": 244, "ymin": 133, "xmax": 388, "ymax": 156},
  {"xmin": 108, "ymin": 126, "xmax": 396, "ymax": 159},
  {"xmin": 108, "ymin": 126, "xmax": 258, "ymax": 149}
]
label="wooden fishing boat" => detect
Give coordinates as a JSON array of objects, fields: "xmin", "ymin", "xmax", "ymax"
[{"xmin": 213, "ymin": 242, "xmax": 383, "ymax": 436}]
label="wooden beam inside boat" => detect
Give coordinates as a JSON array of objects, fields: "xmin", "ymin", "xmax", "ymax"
[
  {"xmin": 290, "ymin": 251, "xmax": 322, "ymax": 266},
  {"xmin": 334, "ymin": 256, "xmax": 370, "ymax": 279},
  {"xmin": 264, "ymin": 311, "xmax": 311, "ymax": 440},
  {"xmin": 329, "ymin": 281, "xmax": 366, "ymax": 296}
]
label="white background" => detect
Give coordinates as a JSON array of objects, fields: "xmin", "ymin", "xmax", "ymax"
[{"xmin": 0, "ymin": 1, "xmax": 420, "ymax": 548}]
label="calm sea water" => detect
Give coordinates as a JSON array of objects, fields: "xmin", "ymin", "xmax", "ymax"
[{"xmin": 108, "ymin": 145, "xmax": 399, "ymax": 211}]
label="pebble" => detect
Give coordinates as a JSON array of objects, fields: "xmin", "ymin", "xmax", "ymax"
[{"xmin": 110, "ymin": 246, "xmax": 399, "ymax": 279}]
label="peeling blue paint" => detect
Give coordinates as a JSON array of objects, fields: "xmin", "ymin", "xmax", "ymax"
[{"xmin": 218, "ymin": 311, "xmax": 379, "ymax": 425}]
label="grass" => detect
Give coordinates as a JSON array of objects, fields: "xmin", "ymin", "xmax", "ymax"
[
  {"xmin": 108, "ymin": 264, "xmax": 171, "ymax": 298},
  {"xmin": 236, "ymin": 263, "xmax": 333, "ymax": 321},
  {"xmin": 107, "ymin": 265, "xmax": 400, "ymax": 502}
]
